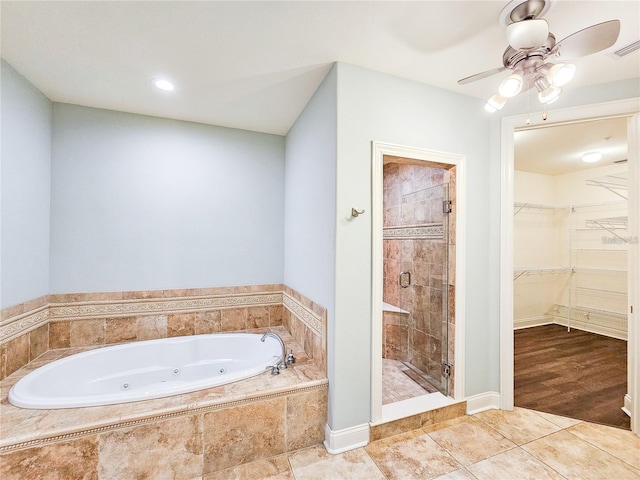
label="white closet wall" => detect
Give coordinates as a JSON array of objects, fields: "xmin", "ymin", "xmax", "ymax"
[{"xmin": 514, "ymin": 164, "xmax": 628, "ymax": 340}]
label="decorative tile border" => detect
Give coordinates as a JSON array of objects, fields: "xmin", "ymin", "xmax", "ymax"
[
  {"xmin": 0, "ymin": 307, "xmax": 49, "ymax": 344},
  {"xmin": 383, "ymin": 223, "xmax": 443, "ymax": 240},
  {"xmin": 48, "ymin": 292, "xmax": 283, "ymax": 322},
  {"xmin": 1, "ymin": 291, "xmax": 282, "ymax": 344},
  {"xmin": 282, "ymin": 292, "xmax": 322, "ymax": 336}
]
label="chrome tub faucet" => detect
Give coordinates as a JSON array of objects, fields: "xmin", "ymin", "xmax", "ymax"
[{"xmin": 261, "ymin": 332, "xmax": 294, "ymax": 373}]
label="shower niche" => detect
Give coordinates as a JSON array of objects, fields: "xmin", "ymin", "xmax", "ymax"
[{"xmin": 381, "ymin": 157, "xmax": 456, "ymax": 402}]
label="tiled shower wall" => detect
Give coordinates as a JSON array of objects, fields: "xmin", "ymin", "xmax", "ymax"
[
  {"xmin": 382, "ymin": 161, "xmax": 456, "ymax": 393},
  {"xmin": 0, "ymin": 285, "xmax": 327, "ymax": 380}
]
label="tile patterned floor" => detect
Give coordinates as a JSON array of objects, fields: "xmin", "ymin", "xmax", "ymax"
[
  {"xmin": 382, "ymin": 358, "xmax": 431, "ymax": 404},
  {"xmin": 211, "ymin": 407, "xmax": 640, "ymax": 480}
]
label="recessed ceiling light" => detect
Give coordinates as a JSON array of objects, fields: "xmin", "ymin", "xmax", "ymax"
[
  {"xmin": 152, "ymin": 78, "xmax": 175, "ymax": 91},
  {"xmin": 582, "ymin": 151, "xmax": 602, "ymax": 163}
]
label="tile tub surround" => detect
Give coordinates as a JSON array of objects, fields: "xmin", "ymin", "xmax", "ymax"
[
  {"xmin": 0, "ymin": 284, "xmax": 327, "ymax": 380},
  {"xmin": 0, "ymin": 296, "xmax": 50, "ymax": 380},
  {"xmin": 0, "ymin": 327, "xmax": 328, "ymax": 479}
]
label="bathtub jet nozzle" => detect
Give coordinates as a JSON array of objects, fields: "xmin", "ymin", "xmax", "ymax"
[{"xmin": 261, "ymin": 332, "xmax": 287, "ymax": 370}]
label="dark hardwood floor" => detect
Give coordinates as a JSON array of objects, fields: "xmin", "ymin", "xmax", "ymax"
[{"xmin": 514, "ymin": 324, "xmax": 630, "ymax": 430}]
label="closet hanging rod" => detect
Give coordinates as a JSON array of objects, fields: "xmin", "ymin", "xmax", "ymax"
[
  {"xmin": 514, "ymin": 200, "xmax": 626, "ymax": 211},
  {"xmin": 513, "ymin": 266, "xmax": 570, "ymax": 280}
]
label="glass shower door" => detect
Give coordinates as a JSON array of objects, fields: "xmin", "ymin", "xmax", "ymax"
[{"xmin": 397, "ymin": 182, "xmax": 450, "ymax": 395}]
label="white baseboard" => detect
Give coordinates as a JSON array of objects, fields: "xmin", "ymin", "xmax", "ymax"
[
  {"xmin": 514, "ymin": 319, "xmax": 627, "ymax": 341},
  {"xmin": 623, "ymin": 394, "xmax": 632, "ymax": 417},
  {"xmin": 324, "ymin": 423, "xmax": 370, "ymax": 454},
  {"xmin": 551, "ymin": 318, "xmax": 627, "ymax": 341},
  {"xmin": 513, "ymin": 316, "xmax": 552, "ymax": 330},
  {"xmin": 465, "ymin": 391, "xmax": 501, "ymax": 415}
]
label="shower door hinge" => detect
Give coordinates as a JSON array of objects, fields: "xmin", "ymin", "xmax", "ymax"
[
  {"xmin": 442, "ymin": 200, "xmax": 452, "ymax": 214},
  {"xmin": 442, "ymin": 363, "xmax": 451, "ymax": 379}
]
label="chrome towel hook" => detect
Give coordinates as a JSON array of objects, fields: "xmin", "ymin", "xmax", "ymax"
[{"xmin": 351, "ymin": 208, "xmax": 365, "ymax": 218}]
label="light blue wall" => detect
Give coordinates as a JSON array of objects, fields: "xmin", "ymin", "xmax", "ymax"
[
  {"xmin": 283, "ymin": 65, "xmax": 338, "ymax": 426},
  {"xmin": 50, "ymin": 104, "xmax": 285, "ymax": 294},
  {"xmin": 1, "ymin": 60, "xmax": 52, "ymax": 308},
  {"xmin": 331, "ymin": 63, "xmax": 492, "ymax": 430},
  {"xmin": 283, "ymin": 65, "xmax": 337, "ymax": 311}
]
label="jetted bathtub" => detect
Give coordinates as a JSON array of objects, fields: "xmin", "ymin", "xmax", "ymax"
[{"xmin": 9, "ymin": 333, "xmax": 284, "ymax": 409}]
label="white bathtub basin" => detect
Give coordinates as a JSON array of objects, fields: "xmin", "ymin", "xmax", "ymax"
[{"xmin": 9, "ymin": 333, "xmax": 283, "ymax": 409}]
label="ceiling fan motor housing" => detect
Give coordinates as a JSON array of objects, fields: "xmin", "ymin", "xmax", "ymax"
[
  {"xmin": 499, "ymin": 0, "xmax": 555, "ymax": 26},
  {"xmin": 503, "ymin": 33, "xmax": 556, "ymax": 69}
]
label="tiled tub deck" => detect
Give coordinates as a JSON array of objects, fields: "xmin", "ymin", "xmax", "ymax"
[{"xmin": 0, "ymin": 327, "xmax": 328, "ymax": 479}]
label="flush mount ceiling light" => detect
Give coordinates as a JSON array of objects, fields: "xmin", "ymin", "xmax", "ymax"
[
  {"xmin": 582, "ymin": 151, "xmax": 602, "ymax": 163},
  {"xmin": 151, "ymin": 78, "xmax": 175, "ymax": 91},
  {"xmin": 459, "ymin": 0, "xmax": 621, "ymax": 114}
]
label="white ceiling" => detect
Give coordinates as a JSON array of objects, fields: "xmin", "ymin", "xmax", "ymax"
[
  {"xmin": 2, "ymin": 1, "xmax": 639, "ymax": 138},
  {"xmin": 514, "ymin": 116, "xmax": 629, "ymax": 175}
]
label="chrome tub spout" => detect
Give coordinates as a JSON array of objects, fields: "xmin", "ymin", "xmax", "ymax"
[{"xmin": 261, "ymin": 332, "xmax": 287, "ymax": 370}]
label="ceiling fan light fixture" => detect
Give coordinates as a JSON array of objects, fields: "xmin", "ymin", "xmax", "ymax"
[
  {"xmin": 506, "ymin": 19, "xmax": 549, "ymax": 50},
  {"xmin": 538, "ymin": 84, "xmax": 561, "ymax": 104},
  {"xmin": 498, "ymin": 72, "xmax": 524, "ymax": 97},
  {"xmin": 547, "ymin": 63, "xmax": 575, "ymax": 86},
  {"xmin": 485, "ymin": 93, "xmax": 508, "ymax": 112},
  {"xmin": 534, "ymin": 76, "xmax": 561, "ymax": 104}
]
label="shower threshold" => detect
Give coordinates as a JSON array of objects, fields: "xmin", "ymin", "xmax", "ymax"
[{"xmin": 378, "ymin": 392, "xmax": 459, "ymax": 425}]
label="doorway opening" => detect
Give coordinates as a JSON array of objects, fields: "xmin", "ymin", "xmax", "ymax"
[
  {"xmin": 513, "ymin": 116, "xmax": 630, "ymax": 429},
  {"xmin": 499, "ymin": 99, "xmax": 639, "ymax": 436},
  {"xmin": 371, "ymin": 142, "xmax": 466, "ymax": 425},
  {"xmin": 381, "ymin": 158, "xmax": 453, "ymax": 402}
]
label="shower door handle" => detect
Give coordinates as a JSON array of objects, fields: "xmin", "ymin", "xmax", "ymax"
[{"xmin": 400, "ymin": 271, "xmax": 411, "ymax": 288}]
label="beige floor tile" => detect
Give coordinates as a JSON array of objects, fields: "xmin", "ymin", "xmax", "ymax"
[
  {"xmin": 288, "ymin": 445, "xmax": 385, "ymax": 480},
  {"xmin": 522, "ymin": 430, "xmax": 640, "ymax": 480},
  {"xmin": 365, "ymin": 429, "xmax": 461, "ymax": 480},
  {"xmin": 467, "ymin": 447, "xmax": 566, "ymax": 480},
  {"xmin": 567, "ymin": 422, "xmax": 640, "ymax": 470},
  {"xmin": 473, "ymin": 407, "xmax": 562, "ymax": 445},
  {"xmin": 433, "ymin": 468, "xmax": 479, "ymax": 479},
  {"xmin": 528, "ymin": 409, "xmax": 583, "ymax": 429},
  {"xmin": 207, "ymin": 454, "xmax": 294, "ymax": 480},
  {"xmin": 428, "ymin": 418, "xmax": 516, "ymax": 466}
]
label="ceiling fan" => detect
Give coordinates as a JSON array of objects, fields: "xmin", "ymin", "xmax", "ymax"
[{"xmin": 459, "ymin": 0, "xmax": 621, "ymax": 112}]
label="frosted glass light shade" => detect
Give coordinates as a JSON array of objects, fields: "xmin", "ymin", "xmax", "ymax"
[
  {"xmin": 485, "ymin": 93, "xmax": 507, "ymax": 112},
  {"xmin": 547, "ymin": 63, "xmax": 575, "ymax": 86},
  {"xmin": 538, "ymin": 84, "xmax": 561, "ymax": 104},
  {"xmin": 498, "ymin": 73, "xmax": 523, "ymax": 97},
  {"xmin": 506, "ymin": 19, "xmax": 549, "ymax": 50}
]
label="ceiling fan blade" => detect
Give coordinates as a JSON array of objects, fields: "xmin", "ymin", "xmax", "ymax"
[
  {"xmin": 552, "ymin": 20, "xmax": 621, "ymax": 59},
  {"xmin": 458, "ymin": 67, "xmax": 507, "ymax": 85}
]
